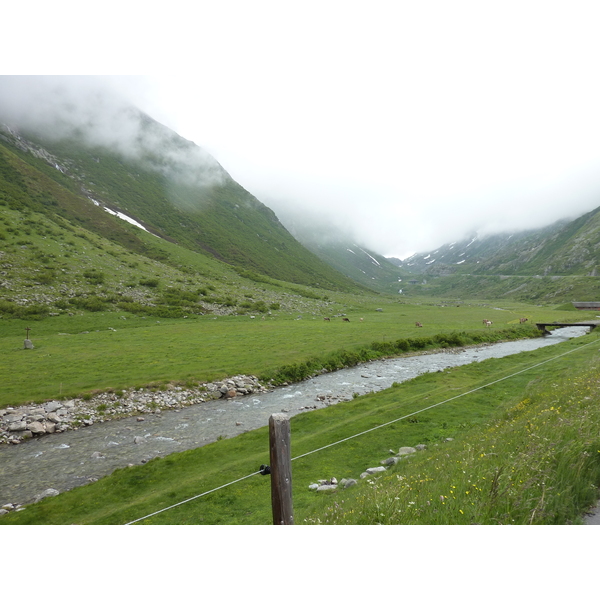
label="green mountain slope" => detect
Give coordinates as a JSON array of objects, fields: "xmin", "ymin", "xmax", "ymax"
[
  {"xmin": 266, "ymin": 209, "xmax": 410, "ymax": 294},
  {"xmin": 392, "ymin": 205, "xmax": 600, "ymax": 302},
  {"xmin": 0, "ymin": 110, "xmax": 364, "ymax": 294}
]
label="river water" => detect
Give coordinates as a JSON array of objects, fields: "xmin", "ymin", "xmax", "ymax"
[{"xmin": 0, "ymin": 326, "xmax": 591, "ymax": 508}]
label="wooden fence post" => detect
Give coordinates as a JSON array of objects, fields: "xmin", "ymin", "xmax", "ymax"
[{"xmin": 269, "ymin": 413, "xmax": 294, "ymax": 525}]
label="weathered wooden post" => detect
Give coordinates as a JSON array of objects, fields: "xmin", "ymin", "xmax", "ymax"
[{"xmin": 269, "ymin": 413, "xmax": 294, "ymax": 525}]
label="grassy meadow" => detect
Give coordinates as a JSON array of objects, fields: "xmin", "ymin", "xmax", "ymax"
[
  {"xmin": 0, "ymin": 298, "xmax": 590, "ymax": 407},
  {"xmin": 2, "ymin": 320, "xmax": 600, "ymax": 525}
]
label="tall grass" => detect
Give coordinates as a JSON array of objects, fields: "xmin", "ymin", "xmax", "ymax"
[{"xmin": 315, "ymin": 343, "xmax": 600, "ymax": 524}]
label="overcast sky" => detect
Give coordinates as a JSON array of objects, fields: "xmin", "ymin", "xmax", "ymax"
[{"xmin": 4, "ymin": 1, "xmax": 600, "ymax": 259}]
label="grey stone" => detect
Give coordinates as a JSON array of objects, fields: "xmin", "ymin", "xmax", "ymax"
[
  {"xmin": 27, "ymin": 422, "xmax": 45, "ymax": 434},
  {"xmin": 8, "ymin": 421, "xmax": 27, "ymax": 432},
  {"xmin": 398, "ymin": 446, "xmax": 417, "ymax": 455},
  {"xmin": 382, "ymin": 456, "xmax": 401, "ymax": 466},
  {"xmin": 366, "ymin": 466, "xmax": 386, "ymax": 474},
  {"xmin": 4, "ymin": 414, "xmax": 24, "ymax": 423},
  {"xmin": 23, "ymin": 339, "xmax": 34, "ymax": 349},
  {"xmin": 45, "ymin": 401, "xmax": 62, "ymax": 413},
  {"xmin": 33, "ymin": 488, "xmax": 59, "ymax": 503},
  {"xmin": 316, "ymin": 484, "xmax": 338, "ymax": 492}
]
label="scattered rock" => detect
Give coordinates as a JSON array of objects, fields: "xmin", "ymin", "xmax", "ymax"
[
  {"xmin": 316, "ymin": 484, "xmax": 338, "ymax": 492},
  {"xmin": 27, "ymin": 422, "xmax": 45, "ymax": 434},
  {"xmin": 398, "ymin": 446, "xmax": 417, "ymax": 455},
  {"xmin": 33, "ymin": 489, "xmax": 59, "ymax": 503},
  {"xmin": 366, "ymin": 466, "xmax": 387, "ymax": 474},
  {"xmin": 0, "ymin": 374, "xmax": 271, "ymax": 445}
]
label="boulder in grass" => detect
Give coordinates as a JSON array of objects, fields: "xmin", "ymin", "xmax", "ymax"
[
  {"xmin": 398, "ymin": 447, "xmax": 417, "ymax": 456},
  {"xmin": 366, "ymin": 466, "xmax": 386, "ymax": 474}
]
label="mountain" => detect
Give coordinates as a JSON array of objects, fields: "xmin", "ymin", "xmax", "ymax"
[
  {"xmin": 0, "ymin": 105, "xmax": 366, "ymax": 296},
  {"xmin": 269, "ymin": 213, "xmax": 409, "ymax": 294},
  {"xmin": 392, "ymin": 206, "xmax": 600, "ymax": 302}
]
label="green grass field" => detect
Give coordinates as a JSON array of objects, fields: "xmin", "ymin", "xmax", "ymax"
[
  {"xmin": 1, "ymin": 299, "xmax": 589, "ymax": 407},
  {"xmin": 3, "ymin": 323, "xmax": 600, "ymax": 525}
]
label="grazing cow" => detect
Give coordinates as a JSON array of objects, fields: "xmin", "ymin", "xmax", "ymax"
[
  {"xmin": 360, "ymin": 318, "xmax": 364, "ymax": 322},
  {"xmin": 483, "ymin": 319, "xmax": 492, "ymax": 327},
  {"xmin": 342, "ymin": 317, "xmax": 350, "ymax": 322},
  {"xmin": 519, "ymin": 318, "xmax": 528, "ymax": 324},
  {"xmin": 323, "ymin": 317, "xmax": 331, "ymax": 321},
  {"xmin": 415, "ymin": 321, "xmax": 423, "ymax": 327}
]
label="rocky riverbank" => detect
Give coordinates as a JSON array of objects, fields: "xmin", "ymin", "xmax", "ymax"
[{"xmin": 0, "ymin": 374, "xmax": 270, "ymax": 445}]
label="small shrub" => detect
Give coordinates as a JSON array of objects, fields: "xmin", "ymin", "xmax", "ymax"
[
  {"xmin": 83, "ymin": 270, "xmax": 105, "ymax": 285},
  {"xmin": 139, "ymin": 278, "xmax": 160, "ymax": 288}
]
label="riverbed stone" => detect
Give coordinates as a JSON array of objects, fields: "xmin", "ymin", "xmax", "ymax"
[
  {"xmin": 8, "ymin": 421, "xmax": 27, "ymax": 432},
  {"xmin": 27, "ymin": 422, "xmax": 45, "ymax": 434},
  {"xmin": 33, "ymin": 489, "xmax": 59, "ymax": 502}
]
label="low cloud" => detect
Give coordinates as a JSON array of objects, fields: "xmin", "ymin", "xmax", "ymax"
[{"xmin": 0, "ymin": 76, "xmax": 225, "ymax": 189}]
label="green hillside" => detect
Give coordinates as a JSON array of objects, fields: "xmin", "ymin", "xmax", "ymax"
[
  {"xmin": 0, "ymin": 113, "xmax": 365, "ymax": 294},
  {"xmin": 395, "ymin": 204, "xmax": 600, "ymax": 302}
]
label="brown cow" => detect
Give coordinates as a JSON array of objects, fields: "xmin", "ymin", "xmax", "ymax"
[
  {"xmin": 342, "ymin": 317, "xmax": 350, "ymax": 322},
  {"xmin": 483, "ymin": 319, "xmax": 492, "ymax": 327},
  {"xmin": 519, "ymin": 318, "xmax": 528, "ymax": 324},
  {"xmin": 323, "ymin": 317, "xmax": 330, "ymax": 321},
  {"xmin": 415, "ymin": 321, "xmax": 423, "ymax": 327}
]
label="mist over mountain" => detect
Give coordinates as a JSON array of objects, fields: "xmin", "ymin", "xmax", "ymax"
[
  {"xmin": 270, "ymin": 203, "xmax": 410, "ymax": 294},
  {"xmin": 0, "ymin": 78, "xmax": 368, "ymax": 296},
  {"xmin": 385, "ymin": 205, "xmax": 600, "ymax": 303}
]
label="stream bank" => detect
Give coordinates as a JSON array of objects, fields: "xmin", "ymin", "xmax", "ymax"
[{"xmin": 0, "ymin": 326, "xmax": 592, "ymax": 511}]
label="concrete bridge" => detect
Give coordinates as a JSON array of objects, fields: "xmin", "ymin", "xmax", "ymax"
[{"xmin": 535, "ymin": 321, "xmax": 599, "ymax": 334}]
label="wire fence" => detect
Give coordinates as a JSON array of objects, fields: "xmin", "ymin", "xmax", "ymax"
[{"xmin": 124, "ymin": 334, "xmax": 600, "ymax": 524}]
